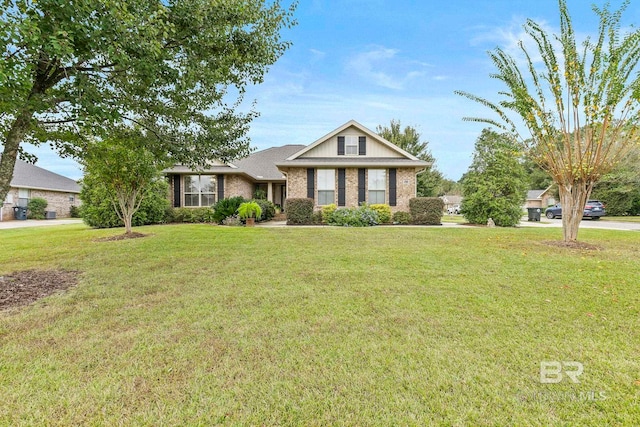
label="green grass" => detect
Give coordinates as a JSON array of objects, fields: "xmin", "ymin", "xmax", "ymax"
[
  {"xmin": 440, "ymin": 214, "xmax": 467, "ymax": 223},
  {"xmin": 600, "ymin": 216, "xmax": 640, "ymax": 223},
  {"xmin": 1, "ymin": 224, "xmax": 639, "ymax": 426}
]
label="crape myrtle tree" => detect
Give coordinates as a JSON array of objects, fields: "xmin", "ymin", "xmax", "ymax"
[
  {"xmin": 376, "ymin": 119, "xmax": 444, "ymax": 196},
  {"xmin": 460, "ymin": 129, "xmax": 527, "ymax": 227},
  {"xmin": 81, "ymin": 128, "xmax": 170, "ymax": 235},
  {"xmin": 0, "ymin": 0, "xmax": 296, "ymax": 203},
  {"xmin": 456, "ymin": 0, "xmax": 640, "ymax": 242}
]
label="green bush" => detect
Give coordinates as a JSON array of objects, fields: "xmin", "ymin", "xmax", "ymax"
[
  {"xmin": 254, "ymin": 199, "xmax": 276, "ymax": 221},
  {"xmin": 169, "ymin": 207, "xmax": 215, "ymax": 223},
  {"xmin": 69, "ymin": 205, "xmax": 82, "ymax": 218},
  {"xmin": 27, "ymin": 197, "xmax": 48, "ymax": 219},
  {"xmin": 212, "ymin": 196, "xmax": 247, "ymax": 224},
  {"xmin": 285, "ymin": 198, "xmax": 314, "ymax": 225},
  {"xmin": 392, "ymin": 211, "xmax": 411, "ymax": 225},
  {"xmin": 80, "ymin": 178, "xmax": 170, "ymax": 228},
  {"xmin": 409, "ymin": 197, "xmax": 444, "ymax": 225},
  {"xmin": 321, "ymin": 204, "xmax": 337, "ymax": 223},
  {"xmin": 369, "ymin": 204, "xmax": 392, "ymax": 224},
  {"xmin": 327, "ymin": 206, "xmax": 379, "ymax": 227}
]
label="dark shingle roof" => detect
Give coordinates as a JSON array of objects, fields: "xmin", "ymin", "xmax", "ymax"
[
  {"xmin": 235, "ymin": 145, "xmax": 306, "ymax": 181},
  {"xmin": 10, "ymin": 159, "xmax": 80, "ymax": 193},
  {"xmin": 276, "ymin": 157, "xmax": 429, "ymax": 168}
]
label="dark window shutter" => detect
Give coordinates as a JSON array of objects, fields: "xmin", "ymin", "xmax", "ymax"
[
  {"xmin": 307, "ymin": 168, "xmax": 315, "ymax": 199},
  {"xmin": 338, "ymin": 168, "xmax": 346, "ymax": 206},
  {"xmin": 337, "ymin": 136, "xmax": 345, "ymax": 155},
  {"xmin": 173, "ymin": 175, "xmax": 181, "ymax": 207},
  {"xmin": 389, "ymin": 168, "xmax": 397, "ymax": 206},
  {"xmin": 217, "ymin": 175, "xmax": 225, "ymax": 201},
  {"xmin": 358, "ymin": 136, "xmax": 366, "ymax": 155},
  {"xmin": 358, "ymin": 168, "xmax": 366, "ymax": 204}
]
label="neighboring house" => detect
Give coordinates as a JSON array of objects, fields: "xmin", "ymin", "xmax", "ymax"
[
  {"xmin": 525, "ymin": 186, "xmax": 556, "ymax": 209},
  {"xmin": 441, "ymin": 194, "xmax": 463, "ymax": 211},
  {"xmin": 166, "ymin": 120, "xmax": 429, "ymax": 212},
  {"xmin": 1, "ymin": 159, "xmax": 81, "ymax": 221}
]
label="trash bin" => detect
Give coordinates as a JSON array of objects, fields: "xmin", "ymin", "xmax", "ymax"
[
  {"xmin": 527, "ymin": 207, "xmax": 541, "ymax": 221},
  {"xmin": 13, "ymin": 206, "xmax": 27, "ymax": 220},
  {"xmin": 45, "ymin": 211, "xmax": 57, "ymax": 220}
]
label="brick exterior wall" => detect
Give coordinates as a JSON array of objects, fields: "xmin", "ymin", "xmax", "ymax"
[
  {"xmin": 1, "ymin": 187, "xmax": 80, "ymax": 221},
  {"xmin": 225, "ymin": 175, "xmax": 254, "ymax": 200},
  {"xmin": 285, "ymin": 167, "xmax": 416, "ymax": 213}
]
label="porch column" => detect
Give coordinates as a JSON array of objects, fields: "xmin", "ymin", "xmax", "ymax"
[{"xmin": 267, "ymin": 182, "xmax": 273, "ymax": 203}]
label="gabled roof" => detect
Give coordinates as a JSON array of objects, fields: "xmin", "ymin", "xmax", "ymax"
[
  {"xmin": 526, "ymin": 185, "xmax": 554, "ymax": 200},
  {"xmin": 10, "ymin": 159, "xmax": 80, "ymax": 193},
  {"xmin": 285, "ymin": 120, "xmax": 422, "ymax": 161},
  {"xmin": 234, "ymin": 145, "xmax": 305, "ymax": 181}
]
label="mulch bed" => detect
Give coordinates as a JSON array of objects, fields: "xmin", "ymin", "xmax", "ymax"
[
  {"xmin": 541, "ymin": 240, "xmax": 602, "ymax": 251},
  {"xmin": 0, "ymin": 270, "xmax": 80, "ymax": 311},
  {"xmin": 95, "ymin": 232, "xmax": 148, "ymax": 242}
]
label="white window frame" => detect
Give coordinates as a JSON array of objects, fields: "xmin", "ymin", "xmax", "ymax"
[
  {"xmin": 317, "ymin": 169, "xmax": 335, "ymax": 206},
  {"xmin": 184, "ymin": 175, "xmax": 216, "ymax": 207},
  {"xmin": 345, "ymin": 135, "xmax": 358, "ymax": 155},
  {"xmin": 368, "ymin": 169, "xmax": 386, "ymax": 204}
]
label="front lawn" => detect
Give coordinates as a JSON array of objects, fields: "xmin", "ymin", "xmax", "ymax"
[{"xmin": 1, "ymin": 224, "xmax": 639, "ymax": 425}]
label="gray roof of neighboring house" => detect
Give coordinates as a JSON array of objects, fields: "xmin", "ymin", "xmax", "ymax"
[
  {"xmin": 527, "ymin": 190, "xmax": 546, "ymax": 200},
  {"xmin": 10, "ymin": 159, "xmax": 80, "ymax": 193},
  {"xmin": 276, "ymin": 157, "xmax": 429, "ymax": 168},
  {"xmin": 234, "ymin": 145, "xmax": 306, "ymax": 181}
]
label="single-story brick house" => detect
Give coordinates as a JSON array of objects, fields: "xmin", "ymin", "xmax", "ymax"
[
  {"xmin": 166, "ymin": 120, "xmax": 430, "ymax": 212},
  {"xmin": 1, "ymin": 159, "xmax": 81, "ymax": 221},
  {"xmin": 525, "ymin": 186, "xmax": 556, "ymax": 209}
]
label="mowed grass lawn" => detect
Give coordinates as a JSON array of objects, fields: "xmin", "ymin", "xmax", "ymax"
[{"xmin": 1, "ymin": 224, "xmax": 639, "ymax": 426}]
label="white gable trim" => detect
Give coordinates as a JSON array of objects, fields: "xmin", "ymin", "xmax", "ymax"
[{"xmin": 285, "ymin": 120, "xmax": 421, "ymax": 161}]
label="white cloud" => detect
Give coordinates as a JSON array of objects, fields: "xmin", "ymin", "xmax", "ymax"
[{"xmin": 345, "ymin": 46, "xmax": 427, "ymax": 90}]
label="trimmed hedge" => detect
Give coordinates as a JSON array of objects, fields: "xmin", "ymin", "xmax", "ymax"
[
  {"xmin": 392, "ymin": 211, "xmax": 411, "ymax": 225},
  {"xmin": 327, "ymin": 206, "xmax": 379, "ymax": 227},
  {"xmin": 409, "ymin": 197, "xmax": 444, "ymax": 225},
  {"xmin": 168, "ymin": 207, "xmax": 215, "ymax": 223},
  {"xmin": 285, "ymin": 198, "xmax": 314, "ymax": 225}
]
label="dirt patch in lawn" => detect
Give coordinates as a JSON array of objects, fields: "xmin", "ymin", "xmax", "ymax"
[
  {"xmin": 541, "ymin": 240, "xmax": 602, "ymax": 251},
  {"xmin": 95, "ymin": 232, "xmax": 148, "ymax": 242},
  {"xmin": 0, "ymin": 269, "xmax": 80, "ymax": 311}
]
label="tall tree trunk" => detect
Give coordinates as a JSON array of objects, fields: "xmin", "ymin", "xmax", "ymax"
[
  {"xmin": 558, "ymin": 181, "xmax": 592, "ymax": 242},
  {"xmin": 0, "ymin": 108, "xmax": 34, "ymax": 203}
]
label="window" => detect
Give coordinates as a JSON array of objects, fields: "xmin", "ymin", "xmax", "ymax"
[
  {"xmin": 345, "ymin": 136, "xmax": 358, "ymax": 155},
  {"xmin": 317, "ymin": 169, "xmax": 335, "ymax": 205},
  {"xmin": 17, "ymin": 188, "xmax": 30, "ymax": 207},
  {"xmin": 184, "ymin": 175, "xmax": 216, "ymax": 207},
  {"xmin": 368, "ymin": 169, "xmax": 386, "ymax": 204}
]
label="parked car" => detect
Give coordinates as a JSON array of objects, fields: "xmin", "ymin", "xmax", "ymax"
[
  {"xmin": 447, "ymin": 204, "xmax": 461, "ymax": 214},
  {"xmin": 545, "ymin": 200, "xmax": 606, "ymax": 220}
]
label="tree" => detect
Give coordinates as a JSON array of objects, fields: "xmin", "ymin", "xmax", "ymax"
[
  {"xmin": 376, "ymin": 119, "xmax": 443, "ymax": 196},
  {"xmin": 0, "ymin": 0, "xmax": 295, "ymax": 204},
  {"xmin": 456, "ymin": 0, "xmax": 640, "ymax": 242},
  {"xmin": 591, "ymin": 146, "xmax": 640, "ymax": 215},
  {"xmin": 81, "ymin": 129, "xmax": 171, "ymax": 234},
  {"xmin": 460, "ymin": 129, "xmax": 527, "ymax": 227}
]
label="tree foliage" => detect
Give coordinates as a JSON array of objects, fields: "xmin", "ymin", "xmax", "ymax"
[
  {"xmin": 456, "ymin": 0, "xmax": 640, "ymax": 241},
  {"xmin": 591, "ymin": 146, "xmax": 640, "ymax": 215},
  {"xmin": 376, "ymin": 119, "xmax": 443, "ymax": 196},
  {"xmin": 461, "ymin": 129, "xmax": 527, "ymax": 227},
  {"xmin": 0, "ymin": 0, "xmax": 296, "ymax": 203}
]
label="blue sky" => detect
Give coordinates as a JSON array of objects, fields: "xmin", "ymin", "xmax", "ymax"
[{"xmin": 26, "ymin": 0, "xmax": 638, "ymax": 181}]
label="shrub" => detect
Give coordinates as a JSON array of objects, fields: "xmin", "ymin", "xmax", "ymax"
[
  {"xmin": 69, "ymin": 205, "xmax": 82, "ymax": 218},
  {"xmin": 409, "ymin": 197, "xmax": 444, "ymax": 225},
  {"xmin": 321, "ymin": 204, "xmax": 337, "ymax": 223},
  {"xmin": 392, "ymin": 211, "xmax": 411, "ymax": 225},
  {"xmin": 212, "ymin": 196, "xmax": 246, "ymax": 224},
  {"xmin": 81, "ymin": 178, "xmax": 169, "ymax": 228},
  {"xmin": 285, "ymin": 198, "xmax": 314, "ymax": 225},
  {"xmin": 369, "ymin": 204, "xmax": 392, "ymax": 224},
  {"xmin": 327, "ymin": 206, "xmax": 379, "ymax": 227},
  {"xmin": 237, "ymin": 201, "xmax": 262, "ymax": 219},
  {"xmin": 222, "ymin": 214, "xmax": 243, "ymax": 226},
  {"xmin": 312, "ymin": 210, "xmax": 323, "ymax": 224},
  {"xmin": 254, "ymin": 199, "xmax": 276, "ymax": 221},
  {"xmin": 27, "ymin": 197, "xmax": 48, "ymax": 219},
  {"xmin": 170, "ymin": 207, "xmax": 214, "ymax": 223}
]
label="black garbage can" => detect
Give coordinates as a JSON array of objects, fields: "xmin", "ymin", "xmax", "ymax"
[
  {"xmin": 527, "ymin": 207, "xmax": 541, "ymax": 221},
  {"xmin": 13, "ymin": 206, "xmax": 27, "ymax": 220}
]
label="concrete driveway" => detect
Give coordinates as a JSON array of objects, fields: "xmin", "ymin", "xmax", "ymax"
[
  {"xmin": 0, "ymin": 219, "xmax": 84, "ymax": 230},
  {"xmin": 519, "ymin": 218, "xmax": 640, "ymax": 231}
]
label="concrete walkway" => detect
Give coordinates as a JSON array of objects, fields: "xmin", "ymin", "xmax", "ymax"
[{"xmin": 0, "ymin": 219, "xmax": 84, "ymax": 230}]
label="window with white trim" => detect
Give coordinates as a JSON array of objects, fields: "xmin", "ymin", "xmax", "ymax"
[
  {"xmin": 345, "ymin": 135, "xmax": 358, "ymax": 155},
  {"xmin": 368, "ymin": 169, "xmax": 386, "ymax": 204},
  {"xmin": 317, "ymin": 169, "xmax": 335, "ymax": 205},
  {"xmin": 184, "ymin": 175, "xmax": 216, "ymax": 207}
]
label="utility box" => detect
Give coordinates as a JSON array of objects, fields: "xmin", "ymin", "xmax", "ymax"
[{"xmin": 45, "ymin": 211, "xmax": 57, "ymax": 220}]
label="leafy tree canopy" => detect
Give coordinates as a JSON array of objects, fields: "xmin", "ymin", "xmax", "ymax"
[{"xmin": 0, "ymin": 0, "xmax": 296, "ymax": 202}]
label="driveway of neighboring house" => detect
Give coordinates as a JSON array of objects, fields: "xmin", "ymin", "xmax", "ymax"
[
  {"xmin": 519, "ymin": 218, "xmax": 640, "ymax": 232},
  {"xmin": 0, "ymin": 219, "xmax": 84, "ymax": 230}
]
